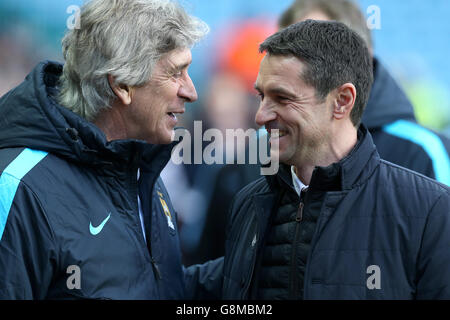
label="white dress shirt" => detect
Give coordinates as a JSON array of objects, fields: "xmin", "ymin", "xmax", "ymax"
[{"xmin": 291, "ymin": 166, "xmax": 309, "ymax": 196}]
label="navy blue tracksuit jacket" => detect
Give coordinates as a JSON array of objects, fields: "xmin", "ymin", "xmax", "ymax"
[
  {"xmin": 363, "ymin": 58, "xmax": 450, "ymax": 185},
  {"xmin": 223, "ymin": 127, "xmax": 450, "ymax": 299},
  {"xmin": 0, "ymin": 61, "xmax": 189, "ymax": 299}
]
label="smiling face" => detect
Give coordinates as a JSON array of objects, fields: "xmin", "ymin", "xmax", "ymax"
[
  {"xmin": 254, "ymin": 54, "xmax": 334, "ymax": 167},
  {"xmin": 127, "ymin": 47, "xmax": 197, "ymax": 144}
]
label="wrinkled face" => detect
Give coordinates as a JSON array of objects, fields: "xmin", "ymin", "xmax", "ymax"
[
  {"xmin": 129, "ymin": 47, "xmax": 197, "ymax": 144},
  {"xmin": 254, "ymin": 54, "xmax": 333, "ymax": 166}
]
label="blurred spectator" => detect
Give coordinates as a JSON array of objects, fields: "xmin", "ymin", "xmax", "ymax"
[
  {"xmin": 444, "ymin": 126, "xmax": 450, "ymax": 139},
  {"xmin": 0, "ymin": 31, "xmax": 38, "ymax": 96},
  {"xmin": 279, "ymin": 0, "xmax": 450, "ymax": 185},
  {"xmin": 0, "ymin": 2, "xmax": 63, "ymax": 96},
  {"xmin": 162, "ymin": 19, "xmax": 274, "ymax": 265},
  {"xmin": 186, "ymin": 72, "xmax": 261, "ymax": 265},
  {"xmin": 214, "ymin": 19, "xmax": 276, "ymax": 92},
  {"xmin": 162, "ymin": 70, "xmax": 261, "ymax": 265}
]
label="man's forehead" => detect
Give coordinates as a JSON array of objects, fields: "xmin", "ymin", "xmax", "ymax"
[
  {"xmin": 262, "ymin": 54, "xmax": 304, "ymax": 70},
  {"xmin": 161, "ymin": 47, "xmax": 192, "ymax": 68},
  {"xmin": 256, "ymin": 54, "xmax": 305, "ymax": 90}
]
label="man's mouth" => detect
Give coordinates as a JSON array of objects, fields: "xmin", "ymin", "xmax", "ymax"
[
  {"xmin": 268, "ymin": 129, "xmax": 288, "ymax": 138},
  {"xmin": 167, "ymin": 110, "xmax": 184, "ymax": 121},
  {"xmin": 167, "ymin": 112, "xmax": 177, "ymax": 120}
]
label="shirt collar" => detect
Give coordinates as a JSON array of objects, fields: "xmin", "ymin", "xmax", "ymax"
[{"xmin": 291, "ymin": 166, "xmax": 308, "ymax": 196}]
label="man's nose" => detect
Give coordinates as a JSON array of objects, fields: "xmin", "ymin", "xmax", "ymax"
[
  {"xmin": 255, "ymin": 101, "xmax": 276, "ymax": 127},
  {"xmin": 178, "ymin": 74, "xmax": 198, "ymax": 103}
]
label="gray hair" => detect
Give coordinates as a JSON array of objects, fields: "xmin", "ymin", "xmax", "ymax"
[{"xmin": 58, "ymin": 0, "xmax": 209, "ymax": 121}]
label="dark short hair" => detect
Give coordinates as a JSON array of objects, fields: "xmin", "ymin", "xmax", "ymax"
[{"xmin": 259, "ymin": 19, "xmax": 373, "ymax": 126}]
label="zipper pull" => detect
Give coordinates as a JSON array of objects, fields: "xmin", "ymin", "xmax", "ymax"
[
  {"xmin": 296, "ymin": 202, "xmax": 304, "ymax": 222},
  {"xmin": 151, "ymin": 257, "xmax": 162, "ymax": 280}
]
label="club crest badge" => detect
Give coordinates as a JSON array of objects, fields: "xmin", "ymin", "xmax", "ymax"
[{"xmin": 158, "ymin": 191, "xmax": 175, "ymax": 230}]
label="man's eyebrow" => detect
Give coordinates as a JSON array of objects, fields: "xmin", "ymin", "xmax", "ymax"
[
  {"xmin": 173, "ymin": 61, "xmax": 192, "ymax": 71},
  {"xmin": 269, "ymin": 87, "xmax": 295, "ymax": 98},
  {"xmin": 254, "ymin": 84, "xmax": 295, "ymax": 98}
]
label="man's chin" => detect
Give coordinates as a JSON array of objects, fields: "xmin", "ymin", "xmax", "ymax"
[
  {"xmin": 270, "ymin": 148, "xmax": 284, "ymax": 163},
  {"xmin": 160, "ymin": 135, "xmax": 174, "ymax": 145},
  {"xmin": 271, "ymin": 147, "xmax": 294, "ymax": 165},
  {"xmin": 144, "ymin": 132, "xmax": 173, "ymax": 145}
]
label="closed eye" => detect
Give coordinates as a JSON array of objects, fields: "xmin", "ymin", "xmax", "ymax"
[
  {"xmin": 172, "ymin": 70, "xmax": 183, "ymax": 78},
  {"xmin": 172, "ymin": 61, "xmax": 191, "ymax": 79},
  {"xmin": 254, "ymin": 84, "xmax": 264, "ymax": 101},
  {"xmin": 254, "ymin": 88, "xmax": 264, "ymax": 101},
  {"xmin": 276, "ymin": 96, "xmax": 290, "ymax": 103}
]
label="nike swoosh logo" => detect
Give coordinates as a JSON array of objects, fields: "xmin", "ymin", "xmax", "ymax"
[{"xmin": 89, "ymin": 213, "xmax": 111, "ymax": 235}]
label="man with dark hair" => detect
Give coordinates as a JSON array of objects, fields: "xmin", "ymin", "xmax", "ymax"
[
  {"xmin": 278, "ymin": 0, "xmax": 450, "ymax": 185},
  {"xmin": 222, "ymin": 20, "xmax": 450, "ymax": 299}
]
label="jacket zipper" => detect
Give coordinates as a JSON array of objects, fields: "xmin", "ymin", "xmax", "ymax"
[
  {"xmin": 151, "ymin": 257, "xmax": 162, "ymax": 280},
  {"xmin": 289, "ymin": 191, "xmax": 305, "ymax": 298},
  {"xmin": 242, "ymin": 244, "xmax": 258, "ymax": 299},
  {"xmin": 296, "ymin": 202, "xmax": 304, "ymax": 222},
  {"xmin": 130, "ymin": 165, "xmax": 162, "ymax": 282}
]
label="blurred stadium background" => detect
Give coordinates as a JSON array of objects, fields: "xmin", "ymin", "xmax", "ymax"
[{"xmin": 0, "ymin": 0, "xmax": 449, "ymax": 133}]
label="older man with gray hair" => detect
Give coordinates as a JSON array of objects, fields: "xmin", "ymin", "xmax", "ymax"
[{"xmin": 0, "ymin": 0, "xmax": 221, "ymax": 299}]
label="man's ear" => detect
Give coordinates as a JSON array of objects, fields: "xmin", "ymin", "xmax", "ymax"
[
  {"xmin": 332, "ymin": 83, "xmax": 356, "ymax": 120},
  {"xmin": 108, "ymin": 74, "xmax": 132, "ymax": 105}
]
